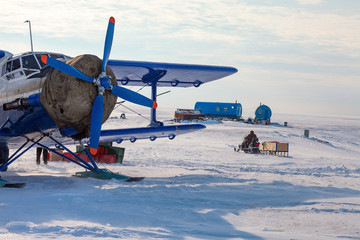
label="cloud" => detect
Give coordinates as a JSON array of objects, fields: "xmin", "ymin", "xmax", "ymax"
[
  {"xmin": 0, "ymin": 0, "xmax": 359, "ymax": 116},
  {"xmin": 1, "ymin": 0, "xmax": 359, "ymax": 55},
  {"xmin": 249, "ymin": 7, "xmax": 357, "ymax": 58},
  {"xmin": 296, "ymin": 0, "xmax": 323, "ymax": 5}
]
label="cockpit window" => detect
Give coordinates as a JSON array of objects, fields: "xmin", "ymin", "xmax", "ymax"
[
  {"xmin": 2, "ymin": 53, "xmax": 69, "ymax": 79},
  {"xmin": 50, "ymin": 54, "xmax": 64, "ymax": 60},
  {"xmin": 5, "ymin": 58, "xmax": 21, "ymax": 73},
  {"xmin": 12, "ymin": 58, "xmax": 20, "ymax": 71},
  {"xmin": 6, "ymin": 61, "xmax": 12, "ymax": 73},
  {"xmin": 22, "ymin": 55, "xmax": 39, "ymax": 69},
  {"xmin": 22, "ymin": 54, "xmax": 40, "ymax": 76},
  {"xmin": 4, "ymin": 58, "xmax": 23, "ymax": 80},
  {"xmin": 35, "ymin": 54, "xmax": 47, "ymax": 68}
]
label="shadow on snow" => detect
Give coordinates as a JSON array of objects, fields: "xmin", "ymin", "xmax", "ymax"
[{"xmin": 1, "ymin": 174, "xmax": 360, "ymax": 239}]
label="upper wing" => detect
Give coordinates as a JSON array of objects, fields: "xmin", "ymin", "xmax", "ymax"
[{"xmin": 108, "ymin": 60, "xmax": 237, "ymax": 87}]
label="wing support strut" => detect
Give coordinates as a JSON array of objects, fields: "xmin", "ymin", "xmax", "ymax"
[
  {"xmin": 0, "ymin": 134, "xmax": 100, "ymax": 173},
  {"xmin": 145, "ymin": 69, "xmax": 167, "ymax": 127},
  {"xmin": 37, "ymin": 135, "xmax": 99, "ymax": 172},
  {"xmin": 0, "ymin": 139, "xmax": 33, "ymax": 172},
  {"xmin": 0, "ymin": 134, "xmax": 143, "ymax": 184},
  {"xmin": 150, "ymin": 81, "xmax": 164, "ymax": 127}
]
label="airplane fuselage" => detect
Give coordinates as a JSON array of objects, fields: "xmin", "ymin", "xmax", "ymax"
[
  {"xmin": 0, "ymin": 50, "xmax": 71, "ymax": 103},
  {"xmin": 0, "ymin": 50, "xmax": 71, "ymax": 147}
]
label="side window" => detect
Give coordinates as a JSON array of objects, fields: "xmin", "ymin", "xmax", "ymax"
[
  {"xmin": 6, "ymin": 61, "xmax": 12, "ymax": 73},
  {"xmin": 4, "ymin": 58, "xmax": 24, "ymax": 80},
  {"xmin": 224, "ymin": 108, "xmax": 228, "ymax": 112},
  {"xmin": 216, "ymin": 107, "xmax": 220, "ymax": 112}
]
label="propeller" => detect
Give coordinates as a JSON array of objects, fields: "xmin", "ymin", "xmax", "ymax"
[{"xmin": 42, "ymin": 17, "xmax": 157, "ymax": 155}]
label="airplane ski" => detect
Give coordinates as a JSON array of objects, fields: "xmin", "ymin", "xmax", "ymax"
[
  {"xmin": 74, "ymin": 168, "xmax": 144, "ymax": 182},
  {"xmin": 0, "ymin": 178, "xmax": 26, "ymax": 188}
]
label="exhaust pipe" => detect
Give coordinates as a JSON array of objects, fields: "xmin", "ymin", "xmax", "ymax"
[{"xmin": 3, "ymin": 93, "xmax": 42, "ymax": 111}]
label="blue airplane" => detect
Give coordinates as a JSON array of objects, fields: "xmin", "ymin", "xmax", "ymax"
[{"xmin": 0, "ymin": 17, "xmax": 237, "ymax": 186}]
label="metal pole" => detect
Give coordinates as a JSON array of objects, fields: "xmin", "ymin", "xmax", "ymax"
[{"xmin": 24, "ymin": 20, "xmax": 33, "ymax": 52}]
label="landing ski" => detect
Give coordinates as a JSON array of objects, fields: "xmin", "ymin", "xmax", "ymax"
[
  {"xmin": 0, "ymin": 179, "xmax": 26, "ymax": 188},
  {"xmin": 74, "ymin": 168, "xmax": 145, "ymax": 182},
  {"xmin": 125, "ymin": 177, "xmax": 145, "ymax": 182},
  {"xmin": 2, "ymin": 183, "xmax": 26, "ymax": 188}
]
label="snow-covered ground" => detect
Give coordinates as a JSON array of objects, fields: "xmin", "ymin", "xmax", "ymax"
[{"xmin": 1, "ymin": 106, "xmax": 360, "ymax": 239}]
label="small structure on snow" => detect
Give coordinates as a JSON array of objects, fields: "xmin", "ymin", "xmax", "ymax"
[
  {"xmin": 254, "ymin": 104, "xmax": 272, "ymax": 124},
  {"xmin": 194, "ymin": 101, "xmax": 242, "ymax": 120},
  {"xmin": 174, "ymin": 109, "xmax": 205, "ymax": 122}
]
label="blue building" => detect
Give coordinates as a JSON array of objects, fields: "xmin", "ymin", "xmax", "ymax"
[
  {"xmin": 194, "ymin": 102, "xmax": 242, "ymax": 119},
  {"xmin": 255, "ymin": 104, "xmax": 272, "ymax": 121}
]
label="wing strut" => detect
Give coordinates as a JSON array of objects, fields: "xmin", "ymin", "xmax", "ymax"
[
  {"xmin": 146, "ymin": 70, "xmax": 167, "ymax": 127},
  {"xmin": 149, "ymin": 81, "xmax": 163, "ymax": 127},
  {"xmin": 0, "ymin": 133, "xmax": 144, "ymax": 184}
]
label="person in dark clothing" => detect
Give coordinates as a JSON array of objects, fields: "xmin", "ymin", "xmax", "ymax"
[
  {"xmin": 36, "ymin": 147, "xmax": 48, "ymax": 165},
  {"xmin": 242, "ymin": 130, "xmax": 257, "ymax": 149}
]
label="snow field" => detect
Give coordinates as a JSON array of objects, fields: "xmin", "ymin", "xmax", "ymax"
[{"xmin": 0, "ymin": 106, "xmax": 359, "ymax": 239}]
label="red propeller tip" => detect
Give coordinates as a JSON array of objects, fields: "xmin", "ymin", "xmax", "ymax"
[
  {"xmin": 90, "ymin": 148, "xmax": 98, "ymax": 155},
  {"xmin": 41, "ymin": 55, "xmax": 47, "ymax": 64},
  {"xmin": 152, "ymin": 101, "xmax": 158, "ymax": 109},
  {"xmin": 109, "ymin": 16, "xmax": 115, "ymax": 24}
]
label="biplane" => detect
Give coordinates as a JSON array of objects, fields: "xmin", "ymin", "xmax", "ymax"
[{"xmin": 0, "ymin": 17, "xmax": 237, "ymax": 186}]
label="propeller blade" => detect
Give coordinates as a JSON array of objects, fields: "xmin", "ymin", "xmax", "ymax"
[
  {"xmin": 102, "ymin": 16, "xmax": 115, "ymax": 73},
  {"xmin": 89, "ymin": 94, "xmax": 105, "ymax": 155},
  {"xmin": 41, "ymin": 55, "xmax": 95, "ymax": 83},
  {"xmin": 111, "ymin": 85, "xmax": 157, "ymax": 109}
]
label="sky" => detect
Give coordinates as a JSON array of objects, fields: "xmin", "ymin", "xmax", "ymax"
[{"xmin": 0, "ymin": 0, "xmax": 359, "ymax": 117}]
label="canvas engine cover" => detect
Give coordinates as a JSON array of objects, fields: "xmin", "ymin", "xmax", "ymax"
[{"xmin": 40, "ymin": 54, "xmax": 117, "ymax": 139}]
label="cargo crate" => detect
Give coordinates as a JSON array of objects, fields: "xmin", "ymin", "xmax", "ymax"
[
  {"xmin": 259, "ymin": 142, "xmax": 289, "ymax": 156},
  {"xmin": 48, "ymin": 142, "xmax": 125, "ymax": 164}
]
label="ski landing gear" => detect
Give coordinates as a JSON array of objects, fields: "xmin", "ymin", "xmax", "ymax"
[
  {"xmin": 74, "ymin": 169, "xmax": 144, "ymax": 182},
  {"xmin": 0, "ymin": 145, "xmax": 24, "ymax": 188},
  {"xmin": 0, "ymin": 134, "xmax": 144, "ymax": 188},
  {"xmin": 0, "ymin": 145, "xmax": 9, "ymax": 172},
  {"xmin": 0, "ymin": 178, "xmax": 26, "ymax": 188}
]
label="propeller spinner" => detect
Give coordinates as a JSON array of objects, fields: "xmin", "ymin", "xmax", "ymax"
[{"xmin": 42, "ymin": 17, "xmax": 157, "ymax": 155}]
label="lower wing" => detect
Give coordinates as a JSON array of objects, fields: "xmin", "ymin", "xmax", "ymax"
[{"xmin": 61, "ymin": 123, "xmax": 206, "ymax": 145}]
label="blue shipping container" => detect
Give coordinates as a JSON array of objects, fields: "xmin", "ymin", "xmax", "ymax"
[{"xmin": 194, "ymin": 102, "xmax": 242, "ymax": 119}]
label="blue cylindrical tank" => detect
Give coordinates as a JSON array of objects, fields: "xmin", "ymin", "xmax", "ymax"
[
  {"xmin": 194, "ymin": 102, "xmax": 242, "ymax": 119},
  {"xmin": 255, "ymin": 104, "xmax": 272, "ymax": 120}
]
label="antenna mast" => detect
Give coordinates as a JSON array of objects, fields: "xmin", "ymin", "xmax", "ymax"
[{"xmin": 24, "ymin": 20, "xmax": 33, "ymax": 52}]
